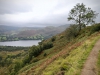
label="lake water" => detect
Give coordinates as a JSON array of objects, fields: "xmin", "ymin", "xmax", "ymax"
[{"xmin": 0, "ymin": 40, "xmax": 41, "ymax": 47}]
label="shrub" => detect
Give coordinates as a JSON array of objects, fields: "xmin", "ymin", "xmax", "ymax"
[
  {"xmin": 65, "ymin": 25, "xmax": 79, "ymax": 41},
  {"xmin": 23, "ymin": 42, "xmax": 53, "ymax": 65},
  {"xmin": 42, "ymin": 42, "xmax": 53, "ymax": 50},
  {"xmin": 0, "ymin": 56, "xmax": 2, "ymax": 61},
  {"xmin": 51, "ymin": 36, "xmax": 56, "ymax": 42},
  {"xmin": 43, "ymin": 53, "xmax": 47, "ymax": 56},
  {"xmin": 60, "ymin": 35, "xmax": 64, "ymax": 39},
  {"xmin": 34, "ymin": 58, "xmax": 40, "ymax": 62},
  {"xmin": 90, "ymin": 23, "xmax": 100, "ymax": 34}
]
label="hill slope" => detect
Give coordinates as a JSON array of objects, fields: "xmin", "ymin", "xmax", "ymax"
[
  {"xmin": 0, "ymin": 23, "xmax": 100, "ymax": 75},
  {"xmin": 17, "ymin": 23, "xmax": 100, "ymax": 75},
  {"xmin": 81, "ymin": 39, "xmax": 100, "ymax": 75}
]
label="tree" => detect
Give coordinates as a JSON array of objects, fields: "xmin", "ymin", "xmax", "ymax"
[{"xmin": 68, "ymin": 3, "xmax": 98, "ymax": 31}]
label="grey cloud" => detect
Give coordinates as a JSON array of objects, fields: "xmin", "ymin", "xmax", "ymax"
[
  {"xmin": 46, "ymin": 16, "xmax": 68, "ymax": 25},
  {"xmin": 0, "ymin": 0, "xmax": 33, "ymax": 14},
  {"xmin": 0, "ymin": 0, "xmax": 100, "ymax": 27}
]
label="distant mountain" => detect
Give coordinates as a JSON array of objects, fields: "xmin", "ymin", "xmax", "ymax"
[
  {"xmin": 0, "ymin": 24, "xmax": 70, "ymax": 39},
  {"xmin": 38, "ymin": 24, "xmax": 70, "ymax": 39},
  {"xmin": 0, "ymin": 25, "xmax": 43, "ymax": 35},
  {"xmin": 0, "ymin": 25, "xmax": 19, "ymax": 34}
]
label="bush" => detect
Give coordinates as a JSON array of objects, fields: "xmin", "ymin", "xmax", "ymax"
[
  {"xmin": 60, "ymin": 35, "xmax": 64, "ymax": 39},
  {"xmin": 65, "ymin": 25, "xmax": 79, "ymax": 41},
  {"xmin": 23, "ymin": 42, "xmax": 53, "ymax": 65},
  {"xmin": 43, "ymin": 53, "xmax": 47, "ymax": 56},
  {"xmin": 90, "ymin": 23, "xmax": 100, "ymax": 34},
  {"xmin": 42, "ymin": 42, "xmax": 53, "ymax": 50},
  {"xmin": 51, "ymin": 36, "xmax": 56, "ymax": 42},
  {"xmin": 32, "ymin": 58, "xmax": 39, "ymax": 62},
  {"xmin": 23, "ymin": 55, "xmax": 31, "ymax": 65},
  {"xmin": 0, "ymin": 56, "xmax": 2, "ymax": 61}
]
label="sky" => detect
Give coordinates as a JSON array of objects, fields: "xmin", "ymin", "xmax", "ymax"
[{"xmin": 0, "ymin": 0, "xmax": 100, "ymax": 27}]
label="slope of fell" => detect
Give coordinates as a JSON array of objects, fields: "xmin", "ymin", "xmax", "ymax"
[
  {"xmin": 16, "ymin": 23, "xmax": 100, "ymax": 75},
  {"xmin": 81, "ymin": 38, "xmax": 100, "ymax": 75}
]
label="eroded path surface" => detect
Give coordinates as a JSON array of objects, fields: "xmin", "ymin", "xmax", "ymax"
[{"xmin": 81, "ymin": 39, "xmax": 100, "ymax": 75}]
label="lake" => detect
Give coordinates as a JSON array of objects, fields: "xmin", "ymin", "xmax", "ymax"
[{"xmin": 0, "ymin": 40, "xmax": 41, "ymax": 47}]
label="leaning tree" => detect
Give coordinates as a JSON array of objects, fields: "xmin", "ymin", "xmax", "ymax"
[{"xmin": 67, "ymin": 3, "xmax": 98, "ymax": 31}]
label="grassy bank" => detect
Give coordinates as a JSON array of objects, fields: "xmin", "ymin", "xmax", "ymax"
[
  {"xmin": 41, "ymin": 32, "xmax": 100, "ymax": 75},
  {"xmin": 97, "ymin": 50, "xmax": 100, "ymax": 75},
  {"xmin": 16, "ymin": 24, "xmax": 100, "ymax": 75}
]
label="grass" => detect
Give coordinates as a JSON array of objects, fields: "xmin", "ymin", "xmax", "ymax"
[
  {"xmin": 0, "ymin": 24, "xmax": 100, "ymax": 75},
  {"xmin": 97, "ymin": 50, "xmax": 100, "ymax": 75},
  {"xmin": 41, "ymin": 32, "xmax": 100, "ymax": 75},
  {"xmin": 17, "ymin": 24, "xmax": 100, "ymax": 75},
  {"xmin": 18, "ymin": 32, "xmax": 100, "ymax": 75},
  {"xmin": 0, "ymin": 49, "xmax": 27, "ymax": 75},
  {"xmin": 18, "ymin": 34, "xmax": 69, "ymax": 75}
]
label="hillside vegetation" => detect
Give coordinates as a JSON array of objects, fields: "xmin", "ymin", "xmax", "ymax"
[
  {"xmin": 0, "ymin": 46, "xmax": 29, "ymax": 75},
  {"xmin": 0, "ymin": 23, "xmax": 100, "ymax": 75},
  {"xmin": 97, "ymin": 50, "xmax": 100, "ymax": 75},
  {"xmin": 15, "ymin": 23, "xmax": 100, "ymax": 75},
  {"xmin": 0, "ymin": 3, "xmax": 99, "ymax": 75}
]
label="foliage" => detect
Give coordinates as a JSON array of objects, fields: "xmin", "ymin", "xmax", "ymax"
[
  {"xmin": 23, "ymin": 41, "xmax": 53, "ymax": 65},
  {"xmin": 65, "ymin": 25, "xmax": 79, "ymax": 41},
  {"xmin": 0, "ymin": 23, "xmax": 100, "ymax": 75},
  {"xmin": 51, "ymin": 36, "xmax": 56, "ymax": 42},
  {"xmin": 68, "ymin": 3, "xmax": 98, "ymax": 31},
  {"xmin": 0, "ymin": 46, "xmax": 29, "ymax": 51},
  {"xmin": 42, "ymin": 32, "xmax": 100, "ymax": 75},
  {"xmin": 90, "ymin": 23, "xmax": 100, "ymax": 34},
  {"xmin": 14, "ymin": 61, "xmax": 23, "ymax": 73},
  {"xmin": 31, "ymin": 42, "xmax": 53, "ymax": 57},
  {"xmin": 44, "ymin": 53, "xmax": 47, "ymax": 56},
  {"xmin": 0, "ymin": 35, "xmax": 43, "ymax": 42},
  {"xmin": 0, "ymin": 46, "xmax": 28, "ymax": 75},
  {"xmin": 32, "ymin": 58, "xmax": 40, "ymax": 62}
]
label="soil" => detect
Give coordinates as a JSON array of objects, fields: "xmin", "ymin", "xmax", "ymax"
[{"xmin": 81, "ymin": 39, "xmax": 100, "ymax": 75}]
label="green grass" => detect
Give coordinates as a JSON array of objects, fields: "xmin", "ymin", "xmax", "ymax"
[
  {"xmin": 97, "ymin": 50, "xmax": 100, "ymax": 75},
  {"xmin": 18, "ymin": 32, "xmax": 100, "ymax": 75},
  {"xmin": 17, "ymin": 24, "xmax": 100, "ymax": 75},
  {"xmin": 41, "ymin": 32, "xmax": 100, "ymax": 75}
]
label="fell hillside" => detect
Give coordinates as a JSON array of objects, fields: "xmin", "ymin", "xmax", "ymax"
[
  {"xmin": 16, "ymin": 23, "xmax": 100, "ymax": 75},
  {"xmin": 0, "ymin": 23, "xmax": 100, "ymax": 75}
]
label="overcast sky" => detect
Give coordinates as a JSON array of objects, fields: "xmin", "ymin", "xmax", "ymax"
[{"xmin": 0, "ymin": 0, "xmax": 100, "ymax": 27}]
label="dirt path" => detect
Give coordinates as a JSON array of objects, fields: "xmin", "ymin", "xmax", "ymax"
[{"xmin": 81, "ymin": 39, "xmax": 100, "ymax": 75}]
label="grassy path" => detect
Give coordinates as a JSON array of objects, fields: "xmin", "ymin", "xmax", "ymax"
[{"xmin": 81, "ymin": 39, "xmax": 100, "ymax": 75}]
